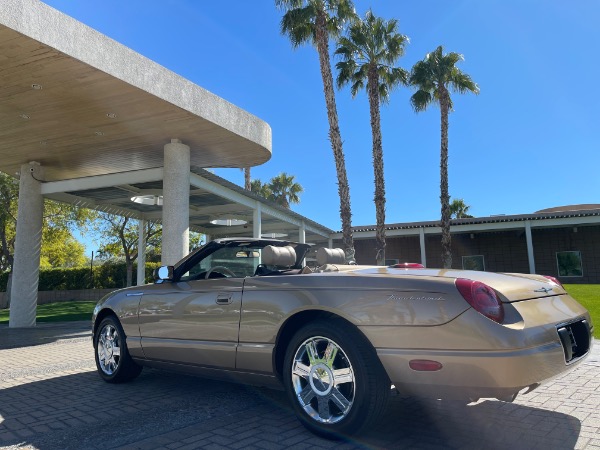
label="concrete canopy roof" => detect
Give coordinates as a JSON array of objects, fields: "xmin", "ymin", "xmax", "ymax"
[
  {"xmin": 0, "ymin": 0, "xmax": 272, "ymax": 181},
  {"xmin": 42, "ymin": 167, "xmax": 333, "ymax": 245}
]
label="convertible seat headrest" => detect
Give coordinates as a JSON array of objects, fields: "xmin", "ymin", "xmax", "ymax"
[
  {"xmin": 316, "ymin": 247, "xmax": 346, "ymax": 266},
  {"xmin": 262, "ymin": 245, "xmax": 297, "ymax": 267}
]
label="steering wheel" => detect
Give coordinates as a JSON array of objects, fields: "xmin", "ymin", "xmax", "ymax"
[{"xmin": 205, "ymin": 266, "xmax": 236, "ymax": 279}]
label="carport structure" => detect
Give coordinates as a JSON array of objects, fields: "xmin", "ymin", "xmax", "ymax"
[{"xmin": 1, "ymin": 0, "xmax": 331, "ymax": 327}]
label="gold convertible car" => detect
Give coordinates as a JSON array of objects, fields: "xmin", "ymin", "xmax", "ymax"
[{"xmin": 92, "ymin": 238, "xmax": 593, "ymax": 438}]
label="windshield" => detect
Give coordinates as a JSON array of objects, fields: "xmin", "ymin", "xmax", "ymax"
[{"xmin": 173, "ymin": 239, "xmax": 311, "ymax": 281}]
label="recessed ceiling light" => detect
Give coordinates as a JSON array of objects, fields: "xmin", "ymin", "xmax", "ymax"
[
  {"xmin": 94, "ymin": 131, "xmax": 104, "ymax": 136},
  {"xmin": 210, "ymin": 218, "xmax": 248, "ymax": 226},
  {"xmin": 262, "ymin": 233, "xmax": 288, "ymax": 238},
  {"xmin": 32, "ymin": 84, "xmax": 43, "ymax": 90},
  {"xmin": 106, "ymin": 113, "xmax": 117, "ymax": 119},
  {"xmin": 20, "ymin": 114, "xmax": 30, "ymax": 119},
  {"xmin": 131, "ymin": 195, "xmax": 163, "ymax": 206}
]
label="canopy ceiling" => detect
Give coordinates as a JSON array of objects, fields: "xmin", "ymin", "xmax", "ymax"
[
  {"xmin": 43, "ymin": 167, "xmax": 333, "ymax": 245},
  {"xmin": 0, "ymin": 0, "xmax": 272, "ymax": 181}
]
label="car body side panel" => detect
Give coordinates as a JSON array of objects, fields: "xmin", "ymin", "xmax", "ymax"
[
  {"xmin": 137, "ymin": 278, "xmax": 243, "ymax": 369},
  {"xmin": 93, "ymin": 289, "xmax": 144, "ymax": 358},
  {"xmin": 236, "ymin": 273, "xmax": 469, "ymax": 373}
]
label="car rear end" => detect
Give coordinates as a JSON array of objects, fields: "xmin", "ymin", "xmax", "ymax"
[{"xmin": 358, "ymin": 268, "xmax": 593, "ymax": 402}]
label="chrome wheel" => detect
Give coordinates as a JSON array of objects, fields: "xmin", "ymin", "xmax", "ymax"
[
  {"xmin": 97, "ymin": 323, "xmax": 122, "ymax": 376},
  {"xmin": 291, "ymin": 336, "xmax": 355, "ymax": 424}
]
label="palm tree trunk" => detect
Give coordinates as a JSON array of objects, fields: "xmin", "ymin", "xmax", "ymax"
[
  {"xmin": 439, "ymin": 89, "xmax": 452, "ymax": 269},
  {"xmin": 367, "ymin": 69, "xmax": 386, "ymax": 265},
  {"xmin": 244, "ymin": 168, "xmax": 251, "ymax": 191},
  {"xmin": 315, "ymin": 10, "xmax": 354, "ymax": 262}
]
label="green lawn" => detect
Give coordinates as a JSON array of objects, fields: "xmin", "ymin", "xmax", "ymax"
[
  {"xmin": 0, "ymin": 301, "xmax": 96, "ymax": 324},
  {"xmin": 564, "ymin": 284, "xmax": 599, "ymax": 338}
]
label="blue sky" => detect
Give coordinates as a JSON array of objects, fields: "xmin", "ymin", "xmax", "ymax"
[{"xmin": 43, "ymin": 0, "xmax": 600, "ymax": 233}]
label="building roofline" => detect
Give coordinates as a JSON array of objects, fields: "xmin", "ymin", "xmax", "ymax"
[{"xmin": 345, "ymin": 209, "xmax": 600, "ymax": 233}]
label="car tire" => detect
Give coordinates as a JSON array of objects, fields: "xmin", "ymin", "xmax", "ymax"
[
  {"xmin": 283, "ymin": 318, "xmax": 390, "ymax": 439},
  {"xmin": 94, "ymin": 315, "xmax": 142, "ymax": 383}
]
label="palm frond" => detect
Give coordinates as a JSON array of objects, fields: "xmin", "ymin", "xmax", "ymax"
[
  {"xmin": 410, "ymin": 89, "xmax": 433, "ymax": 112},
  {"xmin": 448, "ymin": 69, "xmax": 480, "ymax": 95},
  {"xmin": 280, "ymin": 5, "xmax": 316, "ymax": 47}
]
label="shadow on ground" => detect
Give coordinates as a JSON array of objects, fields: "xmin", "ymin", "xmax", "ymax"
[
  {"xmin": 0, "ymin": 368, "xmax": 581, "ymax": 449},
  {"xmin": 0, "ymin": 321, "xmax": 91, "ymax": 350}
]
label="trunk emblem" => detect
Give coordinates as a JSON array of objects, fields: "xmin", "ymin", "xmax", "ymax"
[{"xmin": 534, "ymin": 287, "xmax": 553, "ymax": 293}]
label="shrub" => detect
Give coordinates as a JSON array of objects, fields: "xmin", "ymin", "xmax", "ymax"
[{"xmin": 0, "ymin": 262, "xmax": 162, "ymax": 291}]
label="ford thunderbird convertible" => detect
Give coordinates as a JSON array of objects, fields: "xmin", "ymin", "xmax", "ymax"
[{"xmin": 92, "ymin": 238, "xmax": 593, "ymax": 438}]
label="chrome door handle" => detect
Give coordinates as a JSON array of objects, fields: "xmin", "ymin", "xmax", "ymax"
[{"xmin": 216, "ymin": 293, "xmax": 232, "ymax": 305}]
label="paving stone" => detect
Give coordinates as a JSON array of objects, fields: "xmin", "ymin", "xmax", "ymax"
[{"xmin": 1, "ymin": 322, "xmax": 599, "ymax": 449}]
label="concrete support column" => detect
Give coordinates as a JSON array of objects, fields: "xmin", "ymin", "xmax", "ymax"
[
  {"xmin": 162, "ymin": 139, "xmax": 190, "ymax": 266},
  {"xmin": 525, "ymin": 221, "xmax": 536, "ymax": 274},
  {"xmin": 253, "ymin": 202, "xmax": 262, "ymax": 238},
  {"xmin": 328, "ymin": 238, "xmax": 333, "ymax": 249},
  {"xmin": 137, "ymin": 219, "xmax": 146, "ymax": 286},
  {"xmin": 419, "ymin": 227, "xmax": 427, "ymax": 267},
  {"xmin": 298, "ymin": 221, "xmax": 306, "ymax": 244},
  {"xmin": 9, "ymin": 162, "xmax": 44, "ymax": 328}
]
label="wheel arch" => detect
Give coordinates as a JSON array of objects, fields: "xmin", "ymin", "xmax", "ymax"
[
  {"xmin": 93, "ymin": 307, "xmax": 118, "ymax": 337},
  {"xmin": 272, "ymin": 309, "xmax": 374, "ymax": 382}
]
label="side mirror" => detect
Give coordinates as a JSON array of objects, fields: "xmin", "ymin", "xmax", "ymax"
[{"xmin": 154, "ymin": 266, "xmax": 174, "ymax": 282}]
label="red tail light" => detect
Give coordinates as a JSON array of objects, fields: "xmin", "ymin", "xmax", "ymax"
[
  {"xmin": 392, "ymin": 263, "xmax": 425, "ymax": 269},
  {"xmin": 455, "ymin": 278, "xmax": 504, "ymax": 323},
  {"xmin": 542, "ymin": 275, "xmax": 563, "ymax": 288}
]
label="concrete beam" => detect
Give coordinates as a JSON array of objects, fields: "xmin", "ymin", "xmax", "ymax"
[{"xmin": 41, "ymin": 168, "xmax": 164, "ymax": 195}]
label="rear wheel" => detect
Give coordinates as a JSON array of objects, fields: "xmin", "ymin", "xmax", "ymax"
[
  {"xmin": 283, "ymin": 319, "xmax": 390, "ymax": 439},
  {"xmin": 94, "ymin": 316, "xmax": 142, "ymax": 383}
]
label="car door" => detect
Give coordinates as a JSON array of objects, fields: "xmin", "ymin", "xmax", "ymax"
[{"xmin": 138, "ymin": 271, "xmax": 244, "ymax": 370}]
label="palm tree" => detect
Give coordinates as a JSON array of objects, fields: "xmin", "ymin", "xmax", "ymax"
[
  {"xmin": 250, "ymin": 179, "xmax": 273, "ymax": 200},
  {"xmin": 242, "ymin": 168, "xmax": 251, "ymax": 191},
  {"xmin": 276, "ymin": 0, "xmax": 356, "ymax": 262},
  {"xmin": 336, "ymin": 10, "xmax": 409, "ymax": 266},
  {"xmin": 268, "ymin": 173, "xmax": 304, "ymax": 209},
  {"xmin": 409, "ymin": 46, "xmax": 479, "ymax": 268},
  {"xmin": 449, "ymin": 198, "xmax": 473, "ymax": 219}
]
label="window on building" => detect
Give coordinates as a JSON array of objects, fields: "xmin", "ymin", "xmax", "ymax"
[
  {"xmin": 556, "ymin": 251, "xmax": 583, "ymax": 277},
  {"xmin": 462, "ymin": 255, "xmax": 485, "ymax": 271}
]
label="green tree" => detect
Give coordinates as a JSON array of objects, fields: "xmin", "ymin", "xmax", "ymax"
[
  {"xmin": 0, "ymin": 173, "xmax": 18, "ymax": 272},
  {"xmin": 449, "ymin": 198, "xmax": 473, "ymax": 219},
  {"xmin": 0, "ymin": 172, "xmax": 90, "ymax": 272},
  {"xmin": 92, "ymin": 214, "xmax": 162, "ymax": 287},
  {"xmin": 269, "ymin": 172, "xmax": 304, "ymax": 209},
  {"xmin": 277, "ymin": 0, "xmax": 356, "ymax": 262},
  {"xmin": 91, "ymin": 214, "xmax": 205, "ymax": 286},
  {"xmin": 409, "ymin": 46, "xmax": 479, "ymax": 268},
  {"xmin": 0, "ymin": 172, "xmax": 92, "ymax": 305},
  {"xmin": 336, "ymin": 10, "xmax": 409, "ymax": 265},
  {"xmin": 40, "ymin": 228, "xmax": 86, "ymax": 269}
]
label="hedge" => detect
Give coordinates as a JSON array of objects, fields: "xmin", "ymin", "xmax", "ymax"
[{"xmin": 0, "ymin": 262, "xmax": 161, "ymax": 292}]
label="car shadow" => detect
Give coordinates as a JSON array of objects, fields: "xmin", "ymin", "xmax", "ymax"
[{"xmin": 0, "ymin": 369, "xmax": 581, "ymax": 450}]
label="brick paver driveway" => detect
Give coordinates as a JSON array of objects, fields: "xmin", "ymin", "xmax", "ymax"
[{"xmin": 1, "ymin": 322, "xmax": 599, "ymax": 449}]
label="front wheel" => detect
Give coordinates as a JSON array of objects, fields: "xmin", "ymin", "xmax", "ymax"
[
  {"xmin": 283, "ymin": 319, "xmax": 390, "ymax": 439},
  {"xmin": 94, "ymin": 315, "xmax": 142, "ymax": 383}
]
